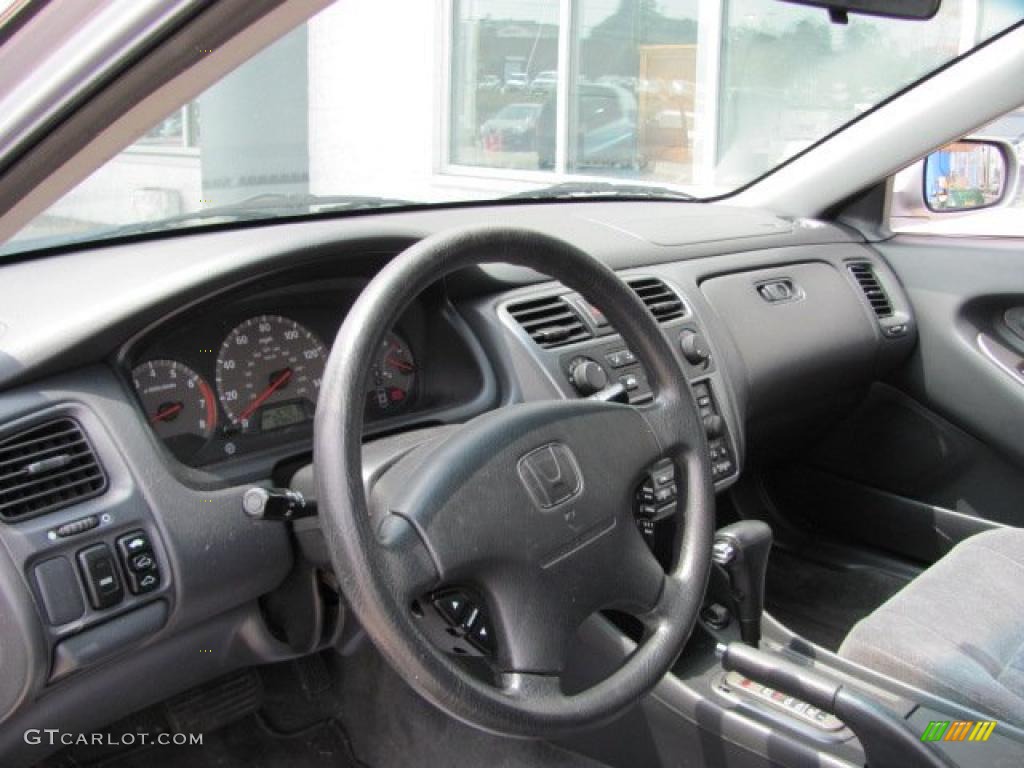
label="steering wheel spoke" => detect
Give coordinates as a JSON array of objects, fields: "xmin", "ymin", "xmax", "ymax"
[
  {"xmin": 638, "ymin": 390, "xmax": 700, "ymax": 457},
  {"xmin": 607, "ymin": 525, "xmax": 668, "ymax": 616},
  {"xmin": 634, "ymin": 572, "xmax": 685, "ymax": 641},
  {"xmin": 500, "ymin": 671, "xmax": 564, "ymax": 701},
  {"xmin": 376, "ymin": 513, "xmax": 441, "ymax": 602}
]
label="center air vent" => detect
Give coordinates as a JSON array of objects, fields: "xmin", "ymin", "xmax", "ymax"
[
  {"xmin": 847, "ymin": 262, "xmax": 894, "ymax": 319},
  {"xmin": 628, "ymin": 277, "xmax": 686, "ymax": 322},
  {"xmin": 507, "ymin": 295, "xmax": 592, "ymax": 348},
  {"xmin": 0, "ymin": 418, "xmax": 107, "ymax": 522}
]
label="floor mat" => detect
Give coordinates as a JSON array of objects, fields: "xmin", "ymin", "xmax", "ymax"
[
  {"xmin": 332, "ymin": 643, "xmax": 607, "ymax": 768},
  {"xmin": 43, "ymin": 714, "xmax": 359, "ymax": 768},
  {"xmin": 42, "ymin": 648, "xmax": 603, "ymax": 768},
  {"xmin": 765, "ymin": 547, "xmax": 911, "ymax": 651}
]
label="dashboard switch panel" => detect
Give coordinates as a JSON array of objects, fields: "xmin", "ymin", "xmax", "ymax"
[
  {"xmin": 77, "ymin": 543, "xmax": 124, "ymax": 610},
  {"xmin": 692, "ymin": 381, "xmax": 737, "ymax": 482},
  {"xmin": 117, "ymin": 530, "xmax": 161, "ymax": 595}
]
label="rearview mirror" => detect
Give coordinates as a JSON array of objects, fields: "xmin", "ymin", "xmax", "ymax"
[
  {"xmin": 779, "ymin": 1, "xmax": 940, "ymax": 21},
  {"xmin": 924, "ymin": 140, "xmax": 1011, "ymax": 213}
]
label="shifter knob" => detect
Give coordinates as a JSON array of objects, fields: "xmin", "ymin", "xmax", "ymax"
[{"xmin": 713, "ymin": 521, "xmax": 772, "ymax": 647}]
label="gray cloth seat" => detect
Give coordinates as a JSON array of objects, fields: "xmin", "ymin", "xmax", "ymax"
[{"xmin": 839, "ymin": 528, "xmax": 1024, "ymax": 727}]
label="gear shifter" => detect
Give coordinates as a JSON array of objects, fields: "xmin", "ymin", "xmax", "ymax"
[{"xmin": 712, "ymin": 521, "xmax": 772, "ymax": 647}]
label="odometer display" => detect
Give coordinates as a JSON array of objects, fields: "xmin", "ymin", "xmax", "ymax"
[{"xmin": 216, "ymin": 315, "xmax": 326, "ymax": 430}]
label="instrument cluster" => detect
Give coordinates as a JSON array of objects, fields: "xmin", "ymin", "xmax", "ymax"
[{"xmin": 124, "ymin": 279, "xmax": 452, "ymax": 468}]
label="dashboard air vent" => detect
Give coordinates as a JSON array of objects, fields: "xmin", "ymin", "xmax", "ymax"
[
  {"xmin": 0, "ymin": 419, "xmax": 107, "ymax": 522},
  {"xmin": 847, "ymin": 262, "xmax": 894, "ymax": 319},
  {"xmin": 507, "ymin": 295, "xmax": 592, "ymax": 348},
  {"xmin": 628, "ymin": 277, "xmax": 686, "ymax": 322}
]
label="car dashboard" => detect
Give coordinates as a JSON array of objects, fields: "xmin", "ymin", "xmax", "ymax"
[{"xmin": 0, "ymin": 200, "xmax": 918, "ymax": 762}]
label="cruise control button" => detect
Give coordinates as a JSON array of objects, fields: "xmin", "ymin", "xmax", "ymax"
[
  {"xmin": 469, "ymin": 617, "xmax": 495, "ymax": 653},
  {"xmin": 435, "ymin": 593, "xmax": 470, "ymax": 625},
  {"xmin": 461, "ymin": 604, "xmax": 482, "ymax": 632},
  {"xmin": 654, "ymin": 486, "xmax": 676, "ymax": 503}
]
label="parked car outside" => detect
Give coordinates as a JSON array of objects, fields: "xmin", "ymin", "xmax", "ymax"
[{"xmin": 479, "ymin": 102, "xmax": 542, "ymax": 152}]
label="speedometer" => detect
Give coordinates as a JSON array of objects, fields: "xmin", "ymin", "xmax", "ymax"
[{"xmin": 216, "ymin": 315, "xmax": 326, "ymax": 431}]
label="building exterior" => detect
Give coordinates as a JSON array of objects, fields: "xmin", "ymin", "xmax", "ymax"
[{"xmin": 28, "ymin": 0, "xmax": 1024, "ymax": 235}]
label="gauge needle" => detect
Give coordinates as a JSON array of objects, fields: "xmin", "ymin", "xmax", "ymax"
[
  {"xmin": 151, "ymin": 403, "xmax": 183, "ymax": 423},
  {"xmin": 386, "ymin": 355, "xmax": 414, "ymax": 373},
  {"xmin": 238, "ymin": 368, "xmax": 293, "ymax": 422}
]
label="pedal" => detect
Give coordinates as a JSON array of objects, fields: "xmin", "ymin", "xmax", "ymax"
[
  {"xmin": 294, "ymin": 652, "xmax": 332, "ymax": 698},
  {"xmin": 165, "ymin": 669, "xmax": 262, "ymax": 734}
]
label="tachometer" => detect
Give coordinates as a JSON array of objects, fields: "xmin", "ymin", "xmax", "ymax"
[
  {"xmin": 216, "ymin": 315, "xmax": 326, "ymax": 431},
  {"xmin": 366, "ymin": 332, "xmax": 416, "ymax": 416},
  {"xmin": 132, "ymin": 360, "xmax": 217, "ymax": 449}
]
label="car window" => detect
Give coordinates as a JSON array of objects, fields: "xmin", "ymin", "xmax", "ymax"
[{"xmin": 3, "ymin": 0, "xmax": 1024, "ymax": 257}]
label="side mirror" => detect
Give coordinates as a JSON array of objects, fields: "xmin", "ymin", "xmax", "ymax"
[
  {"xmin": 923, "ymin": 140, "xmax": 1013, "ymax": 212},
  {"xmin": 891, "ymin": 139, "xmax": 1020, "ymax": 228}
]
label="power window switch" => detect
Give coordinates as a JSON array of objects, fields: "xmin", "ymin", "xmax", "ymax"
[{"xmin": 77, "ymin": 544, "xmax": 123, "ymax": 610}]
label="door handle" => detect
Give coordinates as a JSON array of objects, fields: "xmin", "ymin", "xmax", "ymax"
[{"xmin": 978, "ymin": 333, "xmax": 1024, "ymax": 386}]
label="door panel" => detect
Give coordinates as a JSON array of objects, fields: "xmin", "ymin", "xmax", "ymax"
[
  {"xmin": 876, "ymin": 235, "xmax": 1024, "ymax": 469},
  {"xmin": 765, "ymin": 235, "xmax": 1024, "ymax": 565}
]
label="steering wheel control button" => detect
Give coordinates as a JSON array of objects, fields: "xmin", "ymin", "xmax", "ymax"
[
  {"xmin": 435, "ymin": 592, "xmax": 470, "ymax": 625},
  {"xmin": 77, "ymin": 543, "xmax": 124, "ymax": 610},
  {"xmin": 468, "ymin": 616, "xmax": 495, "ymax": 653},
  {"xmin": 634, "ymin": 460, "xmax": 680, "ymax": 552},
  {"xmin": 432, "ymin": 591, "xmax": 495, "ymax": 656}
]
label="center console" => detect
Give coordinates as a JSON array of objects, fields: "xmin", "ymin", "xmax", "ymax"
[{"xmin": 496, "ymin": 273, "xmax": 742, "ymax": 492}]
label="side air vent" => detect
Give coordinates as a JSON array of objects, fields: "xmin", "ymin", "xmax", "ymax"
[
  {"xmin": 847, "ymin": 262, "xmax": 894, "ymax": 319},
  {"xmin": 628, "ymin": 277, "xmax": 686, "ymax": 322},
  {"xmin": 507, "ymin": 295, "xmax": 592, "ymax": 348},
  {"xmin": 0, "ymin": 419, "xmax": 107, "ymax": 522}
]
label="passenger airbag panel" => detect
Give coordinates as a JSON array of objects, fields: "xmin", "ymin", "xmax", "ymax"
[{"xmin": 701, "ymin": 262, "xmax": 876, "ymax": 418}]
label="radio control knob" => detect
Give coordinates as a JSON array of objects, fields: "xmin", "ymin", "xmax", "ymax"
[
  {"xmin": 569, "ymin": 358, "xmax": 608, "ymax": 396},
  {"xmin": 680, "ymin": 330, "xmax": 711, "ymax": 365}
]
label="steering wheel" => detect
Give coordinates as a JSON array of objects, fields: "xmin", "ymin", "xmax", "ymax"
[{"xmin": 314, "ymin": 226, "xmax": 714, "ymax": 736}]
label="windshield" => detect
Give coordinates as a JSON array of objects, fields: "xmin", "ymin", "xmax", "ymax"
[{"xmin": 5, "ymin": 0, "xmax": 1024, "ymax": 255}]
